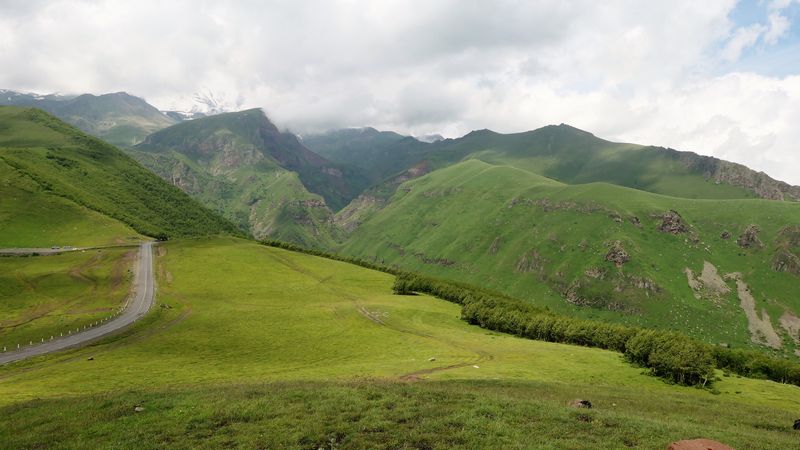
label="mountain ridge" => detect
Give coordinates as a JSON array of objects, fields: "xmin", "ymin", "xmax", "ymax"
[
  {"xmin": 131, "ymin": 108, "xmax": 370, "ymax": 247},
  {"xmin": 0, "ymin": 90, "xmax": 176, "ymax": 147},
  {"xmin": 306, "ymin": 122, "xmax": 800, "ymax": 203}
]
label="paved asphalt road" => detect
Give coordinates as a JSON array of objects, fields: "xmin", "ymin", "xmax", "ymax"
[
  {"xmin": 0, "ymin": 247, "xmax": 85, "ymax": 255},
  {"xmin": 0, "ymin": 242, "xmax": 156, "ymax": 365},
  {"xmin": 0, "ymin": 243, "xmax": 138, "ymax": 256}
]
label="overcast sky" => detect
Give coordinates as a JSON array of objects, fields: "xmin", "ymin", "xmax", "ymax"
[{"xmin": 1, "ymin": 0, "xmax": 799, "ymax": 184}]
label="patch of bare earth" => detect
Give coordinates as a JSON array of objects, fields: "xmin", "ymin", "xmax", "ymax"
[
  {"xmin": 684, "ymin": 261, "xmax": 730, "ymax": 303},
  {"xmin": 684, "ymin": 268, "xmax": 702, "ymax": 297},
  {"xmin": 779, "ymin": 310, "xmax": 800, "ymax": 355},
  {"xmin": 667, "ymin": 439, "xmax": 733, "ymax": 450},
  {"xmin": 725, "ymin": 272, "xmax": 782, "ymax": 349}
]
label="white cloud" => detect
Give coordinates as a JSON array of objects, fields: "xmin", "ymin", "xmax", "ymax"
[
  {"xmin": 721, "ymin": 24, "xmax": 767, "ymax": 61},
  {"xmin": 768, "ymin": 0, "xmax": 799, "ymax": 11},
  {"xmin": 0, "ymin": 0, "xmax": 799, "ymax": 184},
  {"xmin": 764, "ymin": 12, "xmax": 791, "ymax": 44}
]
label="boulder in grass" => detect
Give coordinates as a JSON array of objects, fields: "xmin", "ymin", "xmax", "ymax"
[
  {"xmin": 659, "ymin": 210, "xmax": 688, "ymax": 234},
  {"xmin": 737, "ymin": 224, "xmax": 763, "ymax": 249},
  {"xmin": 568, "ymin": 399, "xmax": 592, "ymax": 409}
]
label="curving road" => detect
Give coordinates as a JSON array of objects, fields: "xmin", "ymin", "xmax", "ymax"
[{"xmin": 0, "ymin": 242, "xmax": 156, "ymax": 365}]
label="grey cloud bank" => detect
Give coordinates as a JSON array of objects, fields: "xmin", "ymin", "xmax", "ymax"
[{"xmin": 1, "ymin": 0, "xmax": 799, "ymax": 184}]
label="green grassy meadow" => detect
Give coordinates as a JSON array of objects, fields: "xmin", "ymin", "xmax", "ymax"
[
  {"xmin": 0, "ymin": 248, "xmax": 135, "ymax": 348},
  {"xmin": 340, "ymin": 160, "xmax": 800, "ymax": 354},
  {"xmin": 1, "ymin": 237, "xmax": 799, "ymax": 448}
]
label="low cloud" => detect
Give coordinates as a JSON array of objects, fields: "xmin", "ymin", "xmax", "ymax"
[{"xmin": 1, "ymin": 0, "xmax": 799, "ymax": 183}]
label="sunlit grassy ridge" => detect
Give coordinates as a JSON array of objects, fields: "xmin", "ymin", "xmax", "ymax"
[
  {"xmin": 0, "ymin": 158, "xmax": 140, "ymax": 247},
  {"xmin": 0, "ymin": 106, "xmax": 239, "ymax": 240},
  {"xmin": 0, "ymin": 237, "xmax": 798, "ymax": 448},
  {"xmin": 340, "ymin": 159, "xmax": 800, "ymax": 353},
  {"xmin": 0, "ymin": 247, "xmax": 134, "ymax": 347}
]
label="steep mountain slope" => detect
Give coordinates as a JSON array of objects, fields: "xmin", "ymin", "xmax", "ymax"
[
  {"xmin": 131, "ymin": 109, "xmax": 369, "ymax": 247},
  {"xmin": 0, "ymin": 106, "xmax": 238, "ymax": 241},
  {"xmin": 339, "ymin": 159, "xmax": 800, "ymax": 355},
  {"xmin": 0, "ymin": 158, "xmax": 140, "ymax": 247},
  {"xmin": 303, "ymin": 127, "xmax": 427, "ymax": 183},
  {"xmin": 309, "ymin": 124, "xmax": 800, "ymax": 202},
  {"xmin": 0, "ymin": 90, "xmax": 176, "ymax": 146}
]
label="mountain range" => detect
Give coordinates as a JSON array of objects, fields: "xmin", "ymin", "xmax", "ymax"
[
  {"xmin": 4, "ymin": 89, "xmax": 800, "ymax": 358},
  {"xmin": 3, "ymin": 89, "xmax": 800, "ymax": 448}
]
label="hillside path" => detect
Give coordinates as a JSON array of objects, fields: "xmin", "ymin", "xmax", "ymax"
[{"xmin": 0, "ymin": 242, "xmax": 156, "ymax": 365}]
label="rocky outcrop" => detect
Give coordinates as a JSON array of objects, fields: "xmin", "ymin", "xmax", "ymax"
[
  {"xmin": 737, "ymin": 224, "xmax": 763, "ymax": 249},
  {"xmin": 772, "ymin": 249, "xmax": 800, "ymax": 274},
  {"xmin": 300, "ymin": 199, "xmax": 327, "ymax": 208},
  {"xmin": 392, "ymin": 161, "xmax": 430, "ymax": 185},
  {"xmin": 626, "ymin": 276, "xmax": 659, "ymax": 293},
  {"xmin": 651, "ymin": 146, "xmax": 800, "ymax": 201},
  {"xmin": 334, "ymin": 194, "xmax": 386, "ymax": 234},
  {"xmin": 658, "ymin": 210, "xmax": 688, "ymax": 234},
  {"xmin": 720, "ymin": 230, "xmax": 731, "ymax": 240},
  {"xmin": 772, "ymin": 226, "xmax": 800, "ymax": 275},
  {"xmin": 604, "ymin": 241, "xmax": 629, "ymax": 267},
  {"xmin": 713, "ymin": 160, "xmax": 800, "ymax": 201}
]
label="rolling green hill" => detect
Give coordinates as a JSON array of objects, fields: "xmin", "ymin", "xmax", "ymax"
[
  {"xmin": 131, "ymin": 109, "xmax": 370, "ymax": 247},
  {"xmin": 308, "ymin": 124, "xmax": 800, "ymax": 202},
  {"xmin": 0, "ymin": 106, "xmax": 238, "ymax": 242},
  {"xmin": 0, "ymin": 90, "xmax": 176, "ymax": 147},
  {"xmin": 339, "ymin": 159, "xmax": 800, "ymax": 355},
  {"xmin": 1, "ymin": 237, "xmax": 798, "ymax": 449}
]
